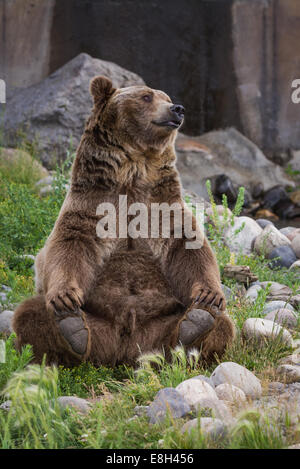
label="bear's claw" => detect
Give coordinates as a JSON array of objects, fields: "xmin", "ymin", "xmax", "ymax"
[{"xmin": 194, "ymin": 289, "xmax": 226, "ymax": 317}]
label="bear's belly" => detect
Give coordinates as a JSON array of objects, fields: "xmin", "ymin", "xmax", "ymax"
[{"xmin": 84, "ymin": 248, "xmax": 181, "ymax": 320}]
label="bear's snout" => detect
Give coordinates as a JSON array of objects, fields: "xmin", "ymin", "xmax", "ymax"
[
  {"xmin": 170, "ymin": 104, "xmax": 185, "ymax": 120},
  {"xmin": 152, "ymin": 102, "xmax": 185, "ymax": 130},
  {"xmin": 168, "ymin": 103, "xmax": 185, "ymax": 126}
]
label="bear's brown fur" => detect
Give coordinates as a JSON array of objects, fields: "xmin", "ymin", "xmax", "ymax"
[{"xmin": 13, "ymin": 77, "xmax": 235, "ymax": 367}]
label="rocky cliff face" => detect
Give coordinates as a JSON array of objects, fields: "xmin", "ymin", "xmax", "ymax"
[
  {"xmin": 0, "ymin": 0, "xmax": 55, "ymax": 90},
  {"xmin": 3, "ymin": 54, "xmax": 145, "ymax": 167},
  {"xmin": 1, "ymin": 0, "xmax": 300, "ymax": 158}
]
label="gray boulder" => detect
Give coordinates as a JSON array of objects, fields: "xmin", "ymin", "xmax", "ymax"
[
  {"xmin": 3, "ymin": 53, "xmax": 145, "ymax": 168},
  {"xmin": 211, "ymin": 362, "xmax": 262, "ymax": 399},
  {"xmin": 245, "ymin": 284, "xmax": 262, "ymax": 303},
  {"xmin": 289, "ymin": 260, "xmax": 300, "ymax": 271},
  {"xmin": 147, "ymin": 388, "xmax": 191, "ymax": 424},
  {"xmin": 268, "ymin": 245, "xmax": 298, "ymax": 269},
  {"xmin": 256, "ymin": 219, "xmax": 274, "ymax": 229},
  {"xmin": 265, "ymin": 308, "xmax": 298, "ymax": 329},
  {"xmin": 215, "ymin": 383, "xmax": 246, "ymax": 404},
  {"xmin": 57, "ymin": 396, "xmax": 91, "ymax": 414},
  {"xmin": 259, "ymin": 282, "xmax": 300, "ymax": 309},
  {"xmin": 0, "ymin": 310, "xmax": 14, "ymax": 334},
  {"xmin": 192, "ymin": 397, "xmax": 232, "ymax": 420},
  {"xmin": 262, "ymin": 301, "xmax": 295, "ymax": 316},
  {"xmin": 276, "ymin": 365, "xmax": 300, "ymax": 384},
  {"xmin": 242, "ymin": 318, "xmax": 293, "ymax": 347},
  {"xmin": 291, "ymin": 235, "xmax": 300, "ymax": 258},
  {"xmin": 181, "ymin": 417, "xmax": 227, "ymax": 440},
  {"xmin": 223, "ymin": 216, "xmax": 262, "ymax": 255},
  {"xmin": 254, "ymin": 224, "xmax": 291, "ymax": 257},
  {"xmin": 175, "ymin": 128, "xmax": 294, "ymax": 200},
  {"xmin": 176, "ymin": 378, "xmax": 217, "ymax": 407}
]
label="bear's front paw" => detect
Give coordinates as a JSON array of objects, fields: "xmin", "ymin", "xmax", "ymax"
[
  {"xmin": 46, "ymin": 286, "xmax": 84, "ymax": 316},
  {"xmin": 194, "ymin": 288, "xmax": 226, "ymax": 316}
]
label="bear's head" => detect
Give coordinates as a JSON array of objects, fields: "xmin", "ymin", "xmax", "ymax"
[{"xmin": 89, "ymin": 76, "xmax": 185, "ymax": 150}]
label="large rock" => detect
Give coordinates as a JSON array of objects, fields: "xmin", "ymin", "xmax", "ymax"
[
  {"xmin": 279, "ymin": 353, "xmax": 300, "ymax": 366},
  {"xmin": 223, "ymin": 216, "xmax": 262, "ymax": 255},
  {"xmin": 57, "ymin": 396, "xmax": 91, "ymax": 414},
  {"xmin": 3, "ymin": 53, "xmax": 145, "ymax": 168},
  {"xmin": 175, "ymin": 128, "xmax": 294, "ymax": 200},
  {"xmin": 268, "ymin": 245, "xmax": 298, "ymax": 269},
  {"xmin": 265, "ymin": 308, "xmax": 298, "ymax": 329},
  {"xmin": 215, "ymin": 383, "xmax": 247, "ymax": 404},
  {"xmin": 254, "ymin": 224, "xmax": 291, "ymax": 257},
  {"xmin": 189, "ymin": 397, "xmax": 232, "ymax": 420},
  {"xmin": 260, "ymin": 282, "xmax": 300, "ymax": 309},
  {"xmin": 242, "ymin": 318, "xmax": 293, "ymax": 347},
  {"xmin": 256, "ymin": 219, "xmax": 274, "ymax": 229},
  {"xmin": 191, "ymin": 374, "xmax": 214, "ymax": 387},
  {"xmin": 286, "ymin": 228, "xmax": 300, "ymax": 242},
  {"xmin": 147, "ymin": 388, "xmax": 191, "ymax": 424},
  {"xmin": 176, "ymin": 378, "xmax": 217, "ymax": 408},
  {"xmin": 276, "ymin": 365, "xmax": 300, "ymax": 384},
  {"xmin": 291, "ymin": 235, "xmax": 300, "ymax": 258},
  {"xmin": 211, "ymin": 362, "xmax": 262, "ymax": 399},
  {"xmin": 0, "ymin": 310, "xmax": 14, "ymax": 334},
  {"xmin": 181, "ymin": 417, "xmax": 227, "ymax": 440},
  {"xmin": 262, "ymin": 301, "xmax": 294, "ymax": 316},
  {"xmin": 289, "ymin": 260, "xmax": 300, "ymax": 275},
  {"xmin": 263, "ymin": 186, "xmax": 300, "ymax": 219},
  {"xmin": 245, "ymin": 284, "xmax": 262, "ymax": 303}
]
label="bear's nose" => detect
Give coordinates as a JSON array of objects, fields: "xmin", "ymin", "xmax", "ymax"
[{"xmin": 170, "ymin": 104, "xmax": 185, "ymax": 118}]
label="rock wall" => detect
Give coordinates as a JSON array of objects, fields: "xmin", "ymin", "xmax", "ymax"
[
  {"xmin": 48, "ymin": 0, "xmax": 240, "ymax": 137},
  {"xmin": 1, "ymin": 0, "xmax": 300, "ymax": 155},
  {"xmin": 0, "ymin": 0, "xmax": 55, "ymax": 90},
  {"xmin": 232, "ymin": 0, "xmax": 300, "ymax": 156}
]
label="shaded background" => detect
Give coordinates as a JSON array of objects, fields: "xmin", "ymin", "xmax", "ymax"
[{"xmin": 1, "ymin": 0, "xmax": 300, "ymax": 158}]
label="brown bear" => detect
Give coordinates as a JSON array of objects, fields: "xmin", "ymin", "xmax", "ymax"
[{"xmin": 13, "ymin": 77, "xmax": 235, "ymax": 367}]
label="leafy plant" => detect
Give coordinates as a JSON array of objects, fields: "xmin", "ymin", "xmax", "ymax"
[{"xmin": 205, "ymin": 180, "xmax": 245, "ymax": 250}]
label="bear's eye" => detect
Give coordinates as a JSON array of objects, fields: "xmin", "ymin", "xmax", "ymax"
[{"xmin": 142, "ymin": 94, "xmax": 153, "ymax": 103}]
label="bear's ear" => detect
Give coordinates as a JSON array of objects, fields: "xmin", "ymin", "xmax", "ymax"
[{"xmin": 90, "ymin": 76, "xmax": 116, "ymax": 105}]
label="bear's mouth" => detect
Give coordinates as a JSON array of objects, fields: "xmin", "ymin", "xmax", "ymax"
[{"xmin": 152, "ymin": 119, "xmax": 182, "ymax": 129}]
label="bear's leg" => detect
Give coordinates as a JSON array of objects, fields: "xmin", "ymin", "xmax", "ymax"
[
  {"xmin": 13, "ymin": 295, "xmax": 91, "ymax": 366},
  {"xmin": 83, "ymin": 292, "xmax": 187, "ymax": 367}
]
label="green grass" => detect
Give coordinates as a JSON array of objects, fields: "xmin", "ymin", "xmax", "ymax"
[{"xmin": 0, "ymin": 148, "xmax": 300, "ymax": 449}]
